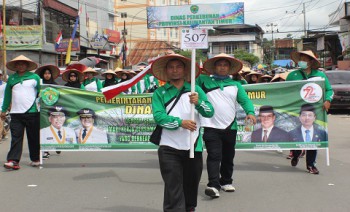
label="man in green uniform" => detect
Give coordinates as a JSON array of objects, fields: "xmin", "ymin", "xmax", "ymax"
[
  {"xmin": 151, "ymin": 54, "xmax": 214, "ymax": 212},
  {"xmin": 1, "ymin": 55, "xmax": 41, "ymax": 170},
  {"xmin": 196, "ymin": 53, "xmax": 256, "ymax": 198},
  {"xmin": 287, "ymin": 50, "xmax": 333, "ymax": 174}
]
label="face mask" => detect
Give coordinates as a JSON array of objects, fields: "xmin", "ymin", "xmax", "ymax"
[{"xmin": 298, "ymin": 61, "xmax": 308, "ymax": 69}]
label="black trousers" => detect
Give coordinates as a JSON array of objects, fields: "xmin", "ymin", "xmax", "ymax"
[
  {"xmin": 158, "ymin": 146, "xmax": 203, "ymax": 212},
  {"xmin": 292, "ymin": 150, "xmax": 317, "ymax": 167},
  {"xmin": 203, "ymin": 127, "xmax": 237, "ymax": 190},
  {"xmin": 7, "ymin": 113, "xmax": 40, "ymax": 162}
]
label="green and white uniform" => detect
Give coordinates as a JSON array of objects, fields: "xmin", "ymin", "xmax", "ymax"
[
  {"xmin": 2, "ymin": 72, "xmax": 40, "ymax": 113},
  {"xmin": 196, "ymin": 74, "xmax": 255, "ymax": 129},
  {"xmin": 81, "ymin": 77, "xmax": 103, "ymax": 92},
  {"xmin": 136, "ymin": 73, "xmax": 160, "ymax": 93},
  {"xmin": 152, "ymin": 81, "xmax": 214, "ymax": 151}
]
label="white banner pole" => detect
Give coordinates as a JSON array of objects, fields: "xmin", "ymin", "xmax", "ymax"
[
  {"xmin": 326, "ymin": 147, "xmax": 330, "ymax": 166},
  {"xmin": 190, "ymin": 49, "xmax": 196, "ymax": 158}
]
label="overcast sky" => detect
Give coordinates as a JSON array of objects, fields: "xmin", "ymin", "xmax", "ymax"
[{"xmin": 192, "ymin": 0, "xmax": 342, "ymax": 39}]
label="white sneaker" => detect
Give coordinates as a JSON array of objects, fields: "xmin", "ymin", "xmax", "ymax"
[
  {"xmin": 30, "ymin": 161, "xmax": 40, "ymax": 167},
  {"xmin": 205, "ymin": 187, "xmax": 220, "ymax": 198},
  {"xmin": 221, "ymin": 184, "xmax": 236, "ymax": 192}
]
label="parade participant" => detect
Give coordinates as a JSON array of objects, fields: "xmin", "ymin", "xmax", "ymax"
[
  {"xmin": 152, "ymin": 54, "xmax": 214, "ymax": 212},
  {"xmin": 101, "ymin": 69, "xmax": 118, "ymax": 88},
  {"xmin": 62, "ymin": 69, "xmax": 84, "ymax": 88},
  {"xmin": 75, "ymin": 108, "xmax": 108, "ymax": 144},
  {"xmin": 40, "ymin": 106, "xmax": 76, "ymax": 144},
  {"xmin": 245, "ymin": 71, "xmax": 262, "ymax": 84},
  {"xmin": 288, "ymin": 104, "xmax": 327, "ymax": 174},
  {"xmin": 35, "ymin": 65, "xmax": 60, "ymax": 85},
  {"xmin": 1, "ymin": 55, "xmax": 41, "ymax": 170},
  {"xmin": 251, "ymin": 105, "xmax": 290, "ymax": 142},
  {"xmin": 0, "ymin": 70, "xmax": 8, "ymax": 141},
  {"xmin": 258, "ymin": 74, "xmax": 272, "ymax": 83},
  {"xmin": 35, "ymin": 64, "xmax": 61, "ymax": 158},
  {"xmin": 81, "ymin": 67, "xmax": 103, "ymax": 92},
  {"xmin": 115, "ymin": 69, "xmax": 136, "ymax": 94},
  {"xmin": 197, "ymin": 53, "xmax": 256, "ymax": 198},
  {"xmin": 287, "ymin": 50, "xmax": 333, "ymax": 174}
]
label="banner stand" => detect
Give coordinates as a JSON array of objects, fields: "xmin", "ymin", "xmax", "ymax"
[{"xmin": 326, "ymin": 147, "xmax": 330, "ymax": 166}]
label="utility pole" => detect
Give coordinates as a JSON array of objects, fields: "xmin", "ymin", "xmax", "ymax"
[
  {"xmin": 266, "ymin": 23, "xmax": 278, "ymax": 61},
  {"xmin": 303, "ymin": 2, "xmax": 307, "ymax": 38},
  {"xmin": 2, "ymin": 0, "xmax": 6, "ymax": 80},
  {"xmin": 38, "ymin": 0, "xmax": 42, "ymax": 65}
]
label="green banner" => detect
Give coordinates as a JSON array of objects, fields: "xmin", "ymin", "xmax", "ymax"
[
  {"xmin": 1, "ymin": 25, "xmax": 43, "ymax": 50},
  {"xmin": 40, "ymin": 80, "xmax": 328, "ymax": 151}
]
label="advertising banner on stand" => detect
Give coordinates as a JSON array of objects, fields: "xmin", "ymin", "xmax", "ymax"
[
  {"xmin": 40, "ymin": 79, "xmax": 328, "ymax": 151},
  {"xmin": 147, "ymin": 3, "xmax": 244, "ymax": 28}
]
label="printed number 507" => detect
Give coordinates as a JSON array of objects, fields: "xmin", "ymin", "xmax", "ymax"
[{"xmin": 183, "ymin": 34, "xmax": 206, "ymax": 42}]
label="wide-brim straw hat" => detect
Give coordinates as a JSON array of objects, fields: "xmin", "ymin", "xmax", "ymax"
[
  {"xmin": 115, "ymin": 69, "xmax": 135, "ymax": 78},
  {"xmin": 83, "ymin": 67, "xmax": 99, "ymax": 76},
  {"xmin": 101, "ymin": 69, "xmax": 117, "ymax": 77},
  {"xmin": 6, "ymin": 55, "xmax": 38, "ymax": 72},
  {"xmin": 245, "ymin": 71, "xmax": 262, "ymax": 81},
  {"xmin": 62, "ymin": 69, "xmax": 84, "ymax": 82},
  {"xmin": 290, "ymin": 50, "xmax": 320, "ymax": 69},
  {"xmin": 35, "ymin": 65, "xmax": 60, "ymax": 79},
  {"xmin": 258, "ymin": 74, "xmax": 273, "ymax": 82},
  {"xmin": 271, "ymin": 72, "xmax": 290, "ymax": 82},
  {"xmin": 151, "ymin": 54, "xmax": 200, "ymax": 82},
  {"xmin": 114, "ymin": 67, "xmax": 123, "ymax": 72},
  {"xmin": 203, "ymin": 53, "xmax": 243, "ymax": 75}
]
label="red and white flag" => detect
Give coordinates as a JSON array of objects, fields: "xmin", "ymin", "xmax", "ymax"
[
  {"xmin": 102, "ymin": 64, "xmax": 151, "ymax": 100},
  {"xmin": 55, "ymin": 31, "xmax": 62, "ymax": 46}
]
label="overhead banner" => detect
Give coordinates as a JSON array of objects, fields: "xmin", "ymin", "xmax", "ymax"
[
  {"xmin": 147, "ymin": 3, "xmax": 244, "ymax": 28},
  {"xmin": 1, "ymin": 25, "xmax": 42, "ymax": 50},
  {"xmin": 40, "ymin": 80, "xmax": 328, "ymax": 151}
]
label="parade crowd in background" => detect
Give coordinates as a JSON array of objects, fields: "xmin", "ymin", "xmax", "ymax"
[{"xmin": 0, "ymin": 49, "xmax": 333, "ymax": 212}]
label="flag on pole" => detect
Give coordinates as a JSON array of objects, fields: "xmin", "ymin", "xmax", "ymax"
[
  {"xmin": 102, "ymin": 65, "xmax": 151, "ymax": 100},
  {"xmin": 65, "ymin": 16, "xmax": 79, "ymax": 64},
  {"xmin": 78, "ymin": 5, "xmax": 83, "ymax": 16},
  {"xmin": 55, "ymin": 31, "xmax": 62, "ymax": 47}
]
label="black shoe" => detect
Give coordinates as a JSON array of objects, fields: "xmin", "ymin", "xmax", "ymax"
[
  {"xmin": 307, "ymin": 166, "xmax": 319, "ymax": 174},
  {"xmin": 291, "ymin": 157, "xmax": 299, "ymax": 167},
  {"xmin": 43, "ymin": 152, "xmax": 50, "ymax": 160},
  {"xmin": 56, "ymin": 151, "xmax": 61, "ymax": 154}
]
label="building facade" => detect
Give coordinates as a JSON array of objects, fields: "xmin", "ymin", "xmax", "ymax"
[{"xmin": 207, "ymin": 24, "xmax": 264, "ymax": 62}]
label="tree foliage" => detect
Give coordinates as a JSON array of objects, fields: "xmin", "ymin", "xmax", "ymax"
[
  {"xmin": 233, "ymin": 49, "xmax": 259, "ymax": 66},
  {"xmin": 176, "ymin": 49, "xmax": 207, "ymax": 63}
]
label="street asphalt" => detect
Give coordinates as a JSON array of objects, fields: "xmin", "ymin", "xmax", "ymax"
[{"xmin": 0, "ymin": 113, "xmax": 349, "ymax": 212}]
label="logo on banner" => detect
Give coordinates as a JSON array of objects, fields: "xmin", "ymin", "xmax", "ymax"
[
  {"xmin": 41, "ymin": 87, "xmax": 60, "ymax": 106},
  {"xmin": 190, "ymin": 5, "xmax": 199, "ymax": 14},
  {"xmin": 300, "ymin": 83, "xmax": 323, "ymax": 103}
]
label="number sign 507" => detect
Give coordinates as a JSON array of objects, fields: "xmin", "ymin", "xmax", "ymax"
[{"xmin": 181, "ymin": 28, "xmax": 208, "ymax": 49}]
